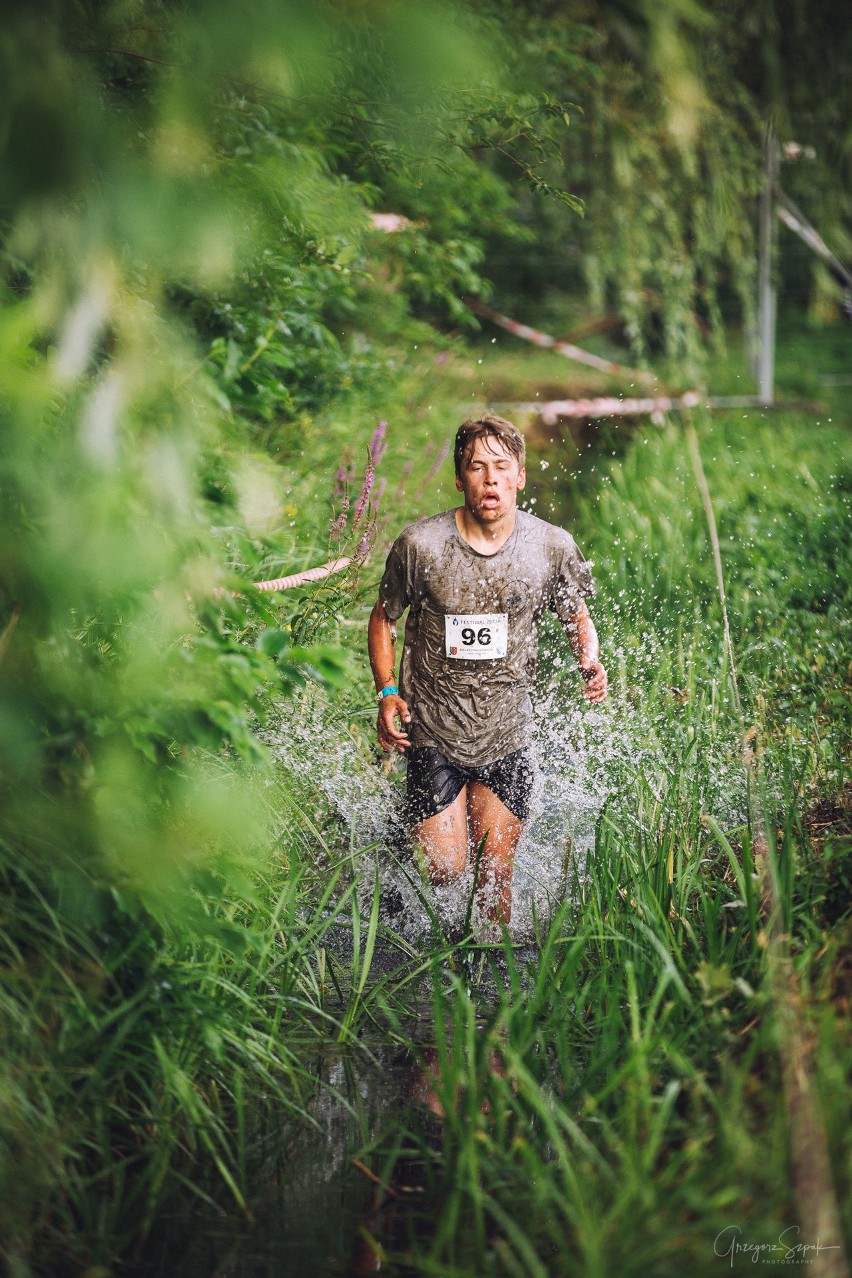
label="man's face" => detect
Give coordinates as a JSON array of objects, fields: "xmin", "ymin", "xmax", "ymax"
[{"xmin": 455, "ymin": 435, "xmax": 526, "ymax": 523}]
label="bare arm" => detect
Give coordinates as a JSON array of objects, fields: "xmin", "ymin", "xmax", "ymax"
[
  {"xmin": 368, "ymin": 598, "xmax": 411, "ymax": 751},
  {"xmin": 562, "ymin": 601, "xmax": 607, "ymax": 703}
]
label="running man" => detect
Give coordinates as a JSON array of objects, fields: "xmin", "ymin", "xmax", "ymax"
[{"xmin": 368, "ymin": 413, "xmax": 607, "ymax": 930}]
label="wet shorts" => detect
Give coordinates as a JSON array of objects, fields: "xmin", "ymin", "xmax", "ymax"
[{"xmin": 405, "ymin": 746, "xmax": 534, "ymax": 825}]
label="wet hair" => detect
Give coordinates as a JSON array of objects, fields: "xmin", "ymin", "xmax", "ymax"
[{"xmin": 454, "ymin": 412, "xmax": 526, "ymax": 477}]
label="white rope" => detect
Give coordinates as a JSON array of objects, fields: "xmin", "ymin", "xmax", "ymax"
[{"xmin": 254, "ymin": 557, "xmax": 352, "ymax": 593}]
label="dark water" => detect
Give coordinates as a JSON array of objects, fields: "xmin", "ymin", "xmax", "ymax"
[
  {"xmin": 137, "ymin": 1037, "xmax": 423, "ymax": 1276},
  {"xmin": 135, "ymin": 934, "xmax": 542, "ymax": 1278},
  {"xmin": 131, "ymin": 935, "xmax": 514, "ymax": 1278}
]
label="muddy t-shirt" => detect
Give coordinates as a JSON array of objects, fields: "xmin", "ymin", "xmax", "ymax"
[{"xmin": 379, "ymin": 509, "xmax": 594, "ymax": 767}]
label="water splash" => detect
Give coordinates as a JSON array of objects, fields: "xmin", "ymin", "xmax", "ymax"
[{"xmin": 263, "ymin": 656, "xmax": 751, "ymax": 944}]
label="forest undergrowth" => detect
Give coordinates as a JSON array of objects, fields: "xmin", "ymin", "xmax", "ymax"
[
  {"xmin": 2, "ymin": 4, "xmax": 850, "ymax": 1273},
  {"xmin": 3, "ymin": 322, "xmax": 849, "ymax": 1278}
]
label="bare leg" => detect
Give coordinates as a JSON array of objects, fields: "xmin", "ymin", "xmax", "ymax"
[
  {"xmin": 412, "ymin": 786, "xmax": 469, "ymax": 885},
  {"xmin": 467, "ymin": 782, "xmax": 523, "ymax": 927}
]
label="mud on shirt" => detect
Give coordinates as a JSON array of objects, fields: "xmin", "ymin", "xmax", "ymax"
[{"xmin": 379, "ymin": 509, "xmax": 594, "ymax": 767}]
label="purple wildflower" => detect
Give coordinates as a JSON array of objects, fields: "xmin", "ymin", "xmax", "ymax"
[
  {"xmin": 328, "ymin": 481, "xmax": 350, "ymax": 541},
  {"xmin": 425, "ymin": 439, "xmax": 450, "ymax": 481},
  {"xmin": 352, "ymin": 456, "xmax": 374, "ymax": 526},
  {"xmin": 395, "ymin": 459, "xmax": 413, "ymax": 500},
  {"xmin": 410, "ymin": 438, "xmax": 451, "ymax": 505},
  {"xmin": 371, "ymin": 477, "xmax": 387, "ymax": 512},
  {"xmin": 369, "ymin": 419, "xmax": 387, "ymax": 464}
]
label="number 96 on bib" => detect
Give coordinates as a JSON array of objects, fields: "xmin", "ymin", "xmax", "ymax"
[{"xmin": 444, "ymin": 612, "xmax": 508, "ymax": 660}]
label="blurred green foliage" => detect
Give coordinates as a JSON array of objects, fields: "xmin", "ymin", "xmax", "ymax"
[
  {"xmin": 0, "ymin": 0, "xmax": 497, "ymax": 910},
  {"xmin": 0, "ymin": 0, "xmax": 603, "ymax": 941},
  {"xmin": 469, "ymin": 0, "xmax": 850, "ymax": 365},
  {"xmin": 0, "ymin": 1, "xmax": 578, "ymax": 1263}
]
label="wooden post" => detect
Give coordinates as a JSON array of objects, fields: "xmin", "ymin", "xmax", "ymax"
[{"xmin": 757, "ymin": 128, "xmax": 778, "ymax": 405}]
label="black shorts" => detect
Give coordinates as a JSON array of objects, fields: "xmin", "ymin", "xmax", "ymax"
[{"xmin": 405, "ymin": 746, "xmax": 534, "ymax": 825}]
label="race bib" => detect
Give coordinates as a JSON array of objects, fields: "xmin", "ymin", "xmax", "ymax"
[{"xmin": 445, "ymin": 612, "xmax": 508, "ymax": 660}]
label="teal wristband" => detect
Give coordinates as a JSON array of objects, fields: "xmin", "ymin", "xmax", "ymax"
[{"xmin": 377, "ymin": 684, "xmax": 399, "ymax": 701}]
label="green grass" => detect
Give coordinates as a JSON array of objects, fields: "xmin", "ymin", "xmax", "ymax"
[
  {"xmin": 351, "ymin": 756, "xmax": 849, "ymax": 1277},
  {"xmin": 2, "ymin": 320, "xmax": 849, "ymax": 1276}
]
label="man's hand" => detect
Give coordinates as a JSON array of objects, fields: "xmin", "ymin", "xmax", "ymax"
[
  {"xmin": 563, "ymin": 603, "xmax": 607, "ymax": 704},
  {"xmin": 368, "ymin": 598, "xmax": 411, "ymax": 752},
  {"xmin": 579, "ymin": 659, "xmax": 608, "ymax": 703},
  {"xmin": 377, "ymin": 693, "xmax": 412, "ymax": 752}
]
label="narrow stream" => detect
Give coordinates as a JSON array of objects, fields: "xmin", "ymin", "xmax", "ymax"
[{"xmin": 137, "ymin": 1021, "xmax": 485, "ymax": 1277}]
